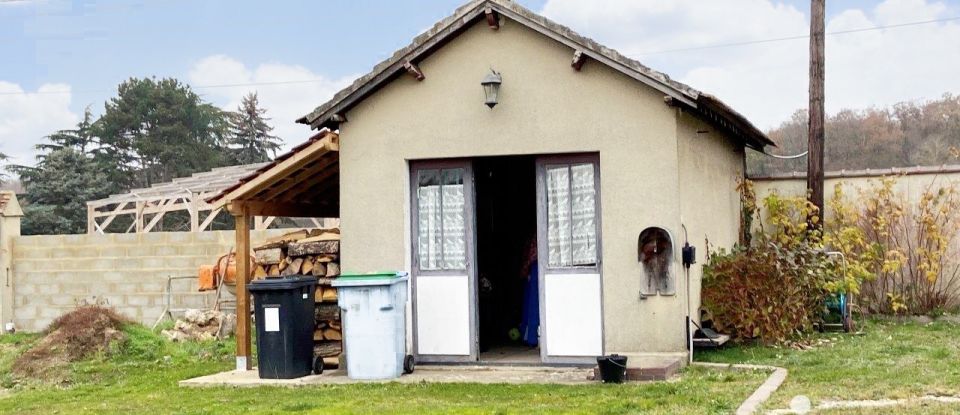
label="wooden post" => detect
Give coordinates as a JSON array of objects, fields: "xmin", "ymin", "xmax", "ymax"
[
  {"xmin": 87, "ymin": 203, "xmax": 96, "ymax": 234},
  {"xmin": 234, "ymin": 206, "xmax": 252, "ymax": 371},
  {"xmin": 190, "ymin": 193, "xmax": 200, "ymax": 232},
  {"xmin": 135, "ymin": 201, "xmax": 145, "ymax": 233},
  {"xmin": 807, "ymin": 0, "xmax": 826, "ymax": 229}
]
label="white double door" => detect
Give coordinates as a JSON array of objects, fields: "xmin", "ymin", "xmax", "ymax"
[{"xmin": 411, "ymin": 156, "xmax": 603, "ymax": 364}]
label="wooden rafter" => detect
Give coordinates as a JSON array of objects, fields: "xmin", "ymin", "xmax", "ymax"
[
  {"xmin": 571, "ymin": 50, "xmax": 586, "ymax": 71},
  {"xmin": 403, "ymin": 61, "xmax": 425, "ymax": 81},
  {"xmin": 485, "ymin": 6, "xmax": 499, "ymax": 30}
]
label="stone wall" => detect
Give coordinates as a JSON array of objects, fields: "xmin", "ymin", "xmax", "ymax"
[{"xmin": 10, "ymin": 230, "xmax": 285, "ymax": 332}]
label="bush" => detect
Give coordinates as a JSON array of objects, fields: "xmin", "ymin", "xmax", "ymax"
[
  {"xmin": 703, "ymin": 183, "xmax": 833, "ymax": 343},
  {"xmin": 703, "ymin": 243, "xmax": 829, "ymax": 343},
  {"xmin": 828, "ymin": 178, "xmax": 960, "ymax": 314}
]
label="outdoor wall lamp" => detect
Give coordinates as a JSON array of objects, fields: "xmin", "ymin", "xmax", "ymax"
[{"xmin": 481, "ymin": 69, "xmax": 502, "ymax": 109}]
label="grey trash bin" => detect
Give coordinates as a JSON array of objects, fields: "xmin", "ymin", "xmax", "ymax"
[{"xmin": 333, "ymin": 271, "xmax": 413, "ymax": 380}]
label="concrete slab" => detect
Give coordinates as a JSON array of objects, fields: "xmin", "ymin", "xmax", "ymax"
[{"xmin": 179, "ymin": 365, "xmax": 597, "ymax": 388}]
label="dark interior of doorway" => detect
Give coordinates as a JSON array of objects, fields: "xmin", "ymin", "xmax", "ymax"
[{"xmin": 475, "ymin": 155, "xmax": 540, "ymax": 364}]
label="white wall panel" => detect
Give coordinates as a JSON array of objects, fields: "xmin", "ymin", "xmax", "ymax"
[
  {"xmin": 415, "ymin": 275, "xmax": 471, "ymax": 355},
  {"xmin": 544, "ymin": 273, "xmax": 603, "ymax": 356}
]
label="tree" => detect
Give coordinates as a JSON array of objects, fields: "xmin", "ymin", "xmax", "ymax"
[
  {"xmin": 748, "ymin": 94, "xmax": 960, "ymax": 177},
  {"xmin": 226, "ymin": 92, "xmax": 282, "ymax": 164},
  {"xmin": 0, "ymin": 152, "xmax": 8, "ymax": 184},
  {"xmin": 95, "ymin": 77, "xmax": 231, "ymax": 189},
  {"xmin": 38, "ymin": 106, "xmax": 97, "ymax": 157},
  {"xmin": 14, "ymin": 148, "xmax": 109, "ymax": 235}
]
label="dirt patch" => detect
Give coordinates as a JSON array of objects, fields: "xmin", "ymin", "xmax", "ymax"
[{"xmin": 11, "ymin": 306, "xmax": 129, "ymax": 382}]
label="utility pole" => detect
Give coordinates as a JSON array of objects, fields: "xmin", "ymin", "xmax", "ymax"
[{"xmin": 807, "ymin": 0, "xmax": 826, "ymax": 229}]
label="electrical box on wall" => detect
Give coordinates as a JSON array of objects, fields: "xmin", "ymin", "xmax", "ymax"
[{"xmin": 638, "ymin": 227, "xmax": 675, "ymax": 296}]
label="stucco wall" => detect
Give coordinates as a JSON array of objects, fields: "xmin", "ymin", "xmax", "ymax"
[
  {"xmin": 753, "ymin": 172, "xmax": 960, "ymax": 211},
  {"xmin": 10, "ymin": 230, "xmax": 284, "ymax": 332},
  {"xmin": 675, "ymin": 112, "xmax": 745, "ymax": 344},
  {"xmin": 338, "ymin": 19, "xmax": 743, "ymax": 354}
]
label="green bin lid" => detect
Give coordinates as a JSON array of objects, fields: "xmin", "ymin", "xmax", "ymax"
[{"xmin": 337, "ymin": 271, "xmax": 407, "ymax": 280}]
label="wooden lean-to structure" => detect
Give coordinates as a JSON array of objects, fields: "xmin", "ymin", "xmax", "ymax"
[{"xmin": 207, "ymin": 130, "xmax": 340, "ymax": 371}]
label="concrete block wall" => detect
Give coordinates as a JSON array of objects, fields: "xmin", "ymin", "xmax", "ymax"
[{"xmin": 11, "ymin": 230, "xmax": 286, "ymax": 332}]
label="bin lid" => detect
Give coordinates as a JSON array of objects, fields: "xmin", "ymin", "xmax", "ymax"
[
  {"xmin": 332, "ymin": 271, "xmax": 409, "ymax": 287},
  {"xmin": 248, "ymin": 275, "xmax": 317, "ymax": 292}
]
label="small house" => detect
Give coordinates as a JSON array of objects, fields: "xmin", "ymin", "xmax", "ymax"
[{"xmin": 213, "ymin": 0, "xmax": 773, "ymax": 369}]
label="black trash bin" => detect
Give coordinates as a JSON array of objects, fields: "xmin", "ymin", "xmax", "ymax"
[{"xmin": 249, "ymin": 276, "xmax": 316, "ymax": 379}]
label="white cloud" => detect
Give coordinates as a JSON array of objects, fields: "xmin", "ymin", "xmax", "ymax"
[
  {"xmin": 188, "ymin": 55, "xmax": 354, "ymax": 152},
  {"xmin": 0, "ymin": 82, "xmax": 79, "ymax": 166},
  {"xmin": 541, "ymin": 0, "xmax": 960, "ymax": 130}
]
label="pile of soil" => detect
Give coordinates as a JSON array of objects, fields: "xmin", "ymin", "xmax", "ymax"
[
  {"xmin": 12, "ymin": 306, "xmax": 129, "ymax": 382},
  {"xmin": 161, "ymin": 309, "xmax": 235, "ymax": 342}
]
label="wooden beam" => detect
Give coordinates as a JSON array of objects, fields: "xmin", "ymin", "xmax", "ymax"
[
  {"xmin": 234, "ymin": 210, "xmax": 252, "ymax": 371},
  {"xmin": 255, "ymin": 156, "xmax": 338, "ymax": 201},
  {"xmin": 263, "ymin": 216, "xmax": 277, "ymax": 229},
  {"xmin": 485, "ymin": 6, "xmax": 499, "ymax": 30},
  {"xmin": 571, "ymin": 50, "xmax": 586, "ymax": 71},
  {"xmin": 214, "ymin": 133, "xmax": 338, "ymax": 206},
  {"xmin": 403, "ymin": 61, "xmax": 425, "ymax": 81},
  {"xmin": 135, "ymin": 201, "xmax": 145, "ymax": 233},
  {"xmin": 142, "ymin": 198, "xmax": 178, "ymax": 233},
  {"xmin": 199, "ymin": 207, "xmax": 223, "ymax": 231},
  {"xmin": 189, "ymin": 193, "xmax": 200, "ymax": 232},
  {"xmin": 94, "ymin": 202, "xmax": 132, "ymax": 232},
  {"xmin": 277, "ymin": 162, "xmax": 339, "ymax": 202},
  {"xmin": 226, "ymin": 200, "xmax": 334, "ymax": 218}
]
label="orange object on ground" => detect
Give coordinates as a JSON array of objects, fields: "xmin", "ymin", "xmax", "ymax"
[
  {"xmin": 197, "ymin": 251, "xmax": 257, "ymax": 292},
  {"xmin": 197, "ymin": 264, "xmax": 217, "ymax": 292}
]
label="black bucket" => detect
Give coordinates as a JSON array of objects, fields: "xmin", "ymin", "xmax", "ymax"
[{"xmin": 596, "ymin": 354, "xmax": 628, "ymax": 383}]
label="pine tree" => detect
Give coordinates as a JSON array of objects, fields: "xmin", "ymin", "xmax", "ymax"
[
  {"xmin": 227, "ymin": 92, "xmax": 282, "ymax": 164},
  {"xmin": 95, "ymin": 77, "xmax": 232, "ymax": 189},
  {"xmin": 37, "ymin": 106, "xmax": 97, "ymax": 161},
  {"xmin": 15, "ymin": 148, "xmax": 109, "ymax": 235},
  {"xmin": 0, "ymin": 152, "xmax": 8, "ymax": 185}
]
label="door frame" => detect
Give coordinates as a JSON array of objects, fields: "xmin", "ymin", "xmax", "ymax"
[
  {"xmin": 535, "ymin": 153, "xmax": 605, "ymax": 365},
  {"xmin": 409, "ymin": 159, "xmax": 479, "ymax": 363}
]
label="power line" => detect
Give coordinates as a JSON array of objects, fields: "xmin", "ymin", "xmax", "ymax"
[
  {"xmin": 1, "ymin": 15, "xmax": 958, "ymax": 97},
  {"xmin": 0, "ymin": 78, "xmax": 334, "ymax": 96},
  {"xmin": 628, "ymin": 15, "xmax": 960, "ymax": 56}
]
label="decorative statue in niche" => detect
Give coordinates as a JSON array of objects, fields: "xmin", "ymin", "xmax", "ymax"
[{"xmin": 638, "ymin": 227, "xmax": 675, "ymax": 295}]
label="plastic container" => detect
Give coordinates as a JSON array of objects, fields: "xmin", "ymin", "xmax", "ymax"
[
  {"xmin": 596, "ymin": 354, "xmax": 628, "ymax": 383},
  {"xmin": 249, "ymin": 276, "xmax": 316, "ymax": 379},
  {"xmin": 333, "ymin": 271, "xmax": 412, "ymax": 380}
]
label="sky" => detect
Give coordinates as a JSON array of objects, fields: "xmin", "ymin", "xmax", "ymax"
[{"xmin": 1, "ymin": 0, "xmax": 959, "ymax": 166}]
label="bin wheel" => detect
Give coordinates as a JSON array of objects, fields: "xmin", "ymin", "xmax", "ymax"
[
  {"xmin": 403, "ymin": 355, "xmax": 415, "ymax": 374},
  {"xmin": 313, "ymin": 356, "xmax": 324, "ymax": 375}
]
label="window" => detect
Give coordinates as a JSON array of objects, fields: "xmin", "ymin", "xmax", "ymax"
[
  {"xmin": 545, "ymin": 162, "xmax": 597, "ymax": 267},
  {"xmin": 417, "ymin": 168, "xmax": 467, "ymax": 270}
]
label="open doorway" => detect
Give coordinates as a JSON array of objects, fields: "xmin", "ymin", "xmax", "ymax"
[{"xmin": 475, "ymin": 155, "xmax": 539, "ymax": 364}]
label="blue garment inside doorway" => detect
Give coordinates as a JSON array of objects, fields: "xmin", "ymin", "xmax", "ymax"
[{"xmin": 519, "ymin": 261, "xmax": 539, "ymax": 347}]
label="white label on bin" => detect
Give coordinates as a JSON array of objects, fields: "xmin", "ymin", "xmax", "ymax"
[
  {"xmin": 302, "ymin": 293, "xmax": 308, "ymax": 299},
  {"xmin": 264, "ymin": 307, "xmax": 280, "ymax": 332}
]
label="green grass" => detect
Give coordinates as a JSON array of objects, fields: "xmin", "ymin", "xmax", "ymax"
[
  {"xmin": 0, "ymin": 319, "xmax": 957, "ymax": 414},
  {"xmin": 0, "ymin": 324, "xmax": 764, "ymax": 415},
  {"xmin": 698, "ymin": 319, "xmax": 960, "ymax": 413}
]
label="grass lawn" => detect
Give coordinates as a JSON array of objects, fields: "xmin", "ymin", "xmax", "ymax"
[
  {"xmin": 0, "ymin": 325, "xmax": 763, "ymax": 415},
  {"xmin": 0, "ymin": 319, "xmax": 956, "ymax": 414},
  {"xmin": 698, "ymin": 318, "xmax": 960, "ymax": 414}
]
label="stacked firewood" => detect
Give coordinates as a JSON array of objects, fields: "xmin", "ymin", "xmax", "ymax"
[{"xmin": 253, "ymin": 228, "xmax": 342, "ymax": 367}]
